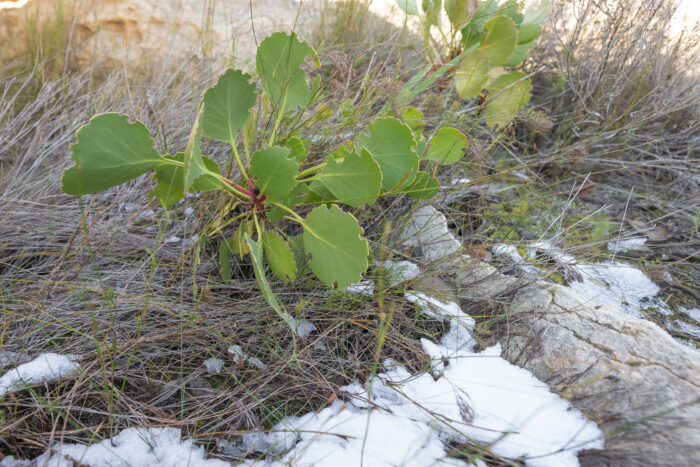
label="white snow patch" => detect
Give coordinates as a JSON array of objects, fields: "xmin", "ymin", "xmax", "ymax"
[
  {"xmin": 165, "ymin": 235, "xmax": 182, "ymax": 244},
  {"xmin": 0, "ymin": 353, "xmax": 80, "ymax": 396},
  {"xmin": 203, "ymin": 357, "xmax": 224, "ymax": 374},
  {"xmin": 382, "ymin": 260, "xmax": 421, "ymax": 286},
  {"xmin": 23, "ymin": 427, "xmax": 229, "ymax": 467},
  {"xmin": 607, "ymin": 237, "xmax": 647, "ymax": 252},
  {"xmin": 228, "ymin": 345, "xmax": 266, "ymax": 370},
  {"xmin": 244, "ymin": 294, "xmax": 603, "ymax": 466},
  {"xmin": 344, "ymin": 279, "xmax": 375, "ymax": 296},
  {"xmin": 569, "ymin": 262, "xmax": 665, "ymax": 318},
  {"xmin": 292, "ymin": 319, "xmax": 317, "ymax": 338}
]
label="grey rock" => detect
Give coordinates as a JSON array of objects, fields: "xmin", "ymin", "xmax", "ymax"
[
  {"xmin": 398, "ymin": 206, "xmax": 462, "ymax": 263},
  {"xmin": 408, "ymin": 207, "xmax": 700, "ymax": 465}
]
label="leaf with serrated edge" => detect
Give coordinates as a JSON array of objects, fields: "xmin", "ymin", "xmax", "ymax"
[
  {"xmin": 251, "ymin": 146, "xmax": 299, "ymax": 203},
  {"xmin": 61, "ymin": 113, "xmax": 173, "ymax": 195},
  {"xmin": 317, "ymin": 146, "xmax": 382, "ymax": 207},
  {"xmin": 262, "ymin": 231, "xmax": 297, "ymax": 282},
  {"xmin": 201, "ymin": 69, "xmax": 257, "ymax": 145},
  {"xmin": 425, "ymin": 127, "xmax": 467, "ymax": 165},
  {"xmin": 358, "ymin": 117, "xmax": 417, "ymax": 191},
  {"xmin": 303, "ymin": 205, "xmax": 369, "ymax": 289},
  {"xmin": 256, "ymin": 32, "xmax": 320, "ymax": 115}
]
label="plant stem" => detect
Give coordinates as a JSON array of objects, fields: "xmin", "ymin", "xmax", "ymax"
[{"xmin": 297, "ymin": 162, "xmax": 326, "ymax": 179}]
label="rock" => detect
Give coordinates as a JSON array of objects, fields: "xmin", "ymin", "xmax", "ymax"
[
  {"xmin": 405, "ymin": 206, "xmax": 700, "ymax": 464},
  {"xmin": 0, "ymin": 0, "xmax": 308, "ymax": 70},
  {"xmin": 398, "ymin": 205, "xmax": 462, "ymax": 263},
  {"xmin": 501, "ymin": 283, "xmax": 700, "ymax": 465}
]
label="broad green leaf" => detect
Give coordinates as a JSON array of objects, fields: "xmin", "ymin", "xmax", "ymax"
[
  {"xmin": 402, "ymin": 106, "xmax": 425, "ymax": 133},
  {"xmin": 309, "ymin": 179, "xmax": 337, "ymax": 202},
  {"xmin": 505, "ymin": 41, "xmax": 535, "ymax": 67},
  {"xmin": 444, "ymin": 0, "xmax": 470, "ymax": 28},
  {"xmin": 244, "ymin": 233, "xmax": 294, "ymax": 327},
  {"xmin": 250, "ymin": 146, "xmax": 299, "ymax": 203},
  {"xmin": 397, "ymin": 0, "xmax": 418, "ymax": 15},
  {"xmin": 425, "ymin": 127, "xmax": 467, "ymax": 165},
  {"xmin": 302, "ymin": 205, "xmax": 369, "ymax": 289},
  {"xmin": 201, "ymin": 69, "xmax": 257, "ymax": 145},
  {"xmin": 455, "ymin": 49, "xmax": 490, "ymax": 100},
  {"xmin": 517, "ymin": 23, "xmax": 541, "ymax": 44},
  {"xmin": 285, "ymin": 137, "xmax": 308, "ymax": 162},
  {"xmin": 262, "ymin": 231, "xmax": 297, "ymax": 282},
  {"xmin": 256, "ymin": 32, "xmax": 320, "ymax": 115},
  {"xmin": 456, "ymin": 15, "xmax": 517, "ymax": 100},
  {"xmin": 403, "ymin": 170, "xmax": 440, "ymax": 199},
  {"xmin": 485, "ymin": 71, "xmax": 532, "ymax": 129},
  {"xmin": 481, "ymin": 15, "xmax": 518, "ymax": 65},
  {"xmin": 358, "ymin": 117, "xmax": 417, "ymax": 191},
  {"xmin": 316, "ymin": 147, "xmax": 382, "ymax": 207},
  {"xmin": 61, "ymin": 113, "xmax": 172, "ymax": 195},
  {"xmin": 499, "ymin": 0, "xmax": 524, "ymax": 25}
]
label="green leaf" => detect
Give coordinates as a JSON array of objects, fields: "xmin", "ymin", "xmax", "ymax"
[
  {"xmin": 485, "ymin": 71, "xmax": 532, "ymax": 129},
  {"xmin": 444, "ymin": 0, "xmax": 470, "ymax": 28},
  {"xmin": 250, "ymin": 146, "xmax": 299, "ymax": 203},
  {"xmin": 517, "ymin": 23, "xmax": 541, "ymax": 44},
  {"xmin": 302, "ymin": 205, "xmax": 369, "ymax": 289},
  {"xmin": 285, "ymin": 137, "xmax": 308, "ymax": 162},
  {"xmin": 422, "ymin": 0, "xmax": 442, "ymax": 26},
  {"xmin": 316, "ymin": 147, "xmax": 382, "ymax": 207},
  {"xmin": 61, "ymin": 113, "xmax": 172, "ymax": 195},
  {"xmin": 201, "ymin": 69, "xmax": 257, "ymax": 145},
  {"xmin": 397, "ymin": 0, "xmax": 418, "ymax": 15},
  {"xmin": 256, "ymin": 32, "xmax": 320, "ymax": 115},
  {"xmin": 455, "ymin": 49, "xmax": 490, "ymax": 100},
  {"xmin": 244, "ymin": 233, "xmax": 294, "ymax": 327},
  {"xmin": 425, "ymin": 127, "xmax": 467, "ymax": 165},
  {"xmin": 402, "ymin": 170, "xmax": 440, "ymax": 199},
  {"xmin": 358, "ymin": 117, "xmax": 417, "ymax": 191},
  {"xmin": 262, "ymin": 231, "xmax": 297, "ymax": 282},
  {"xmin": 505, "ymin": 41, "xmax": 535, "ymax": 67},
  {"xmin": 402, "ymin": 106, "xmax": 425, "ymax": 133},
  {"xmin": 499, "ymin": 0, "xmax": 524, "ymax": 25},
  {"xmin": 456, "ymin": 15, "xmax": 517, "ymax": 100}
]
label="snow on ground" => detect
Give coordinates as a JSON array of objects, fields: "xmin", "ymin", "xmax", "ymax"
[
  {"xmin": 0, "ymin": 427, "xmax": 230, "ymax": 467},
  {"xmin": 0, "ymin": 353, "xmax": 80, "ymax": 396},
  {"xmin": 236, "ymin": 293, "xmax": 603, "ymax": 467},
  {"xmin": 570, "ymin": 262, "xmax": 664, "ymax": 318}
]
